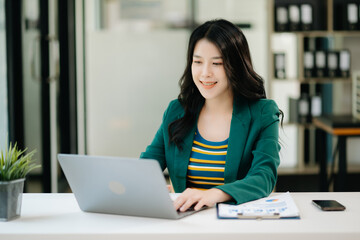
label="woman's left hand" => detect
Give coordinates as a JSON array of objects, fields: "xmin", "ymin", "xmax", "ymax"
[{"xmin": 173, "ymin": 188, "xmax": 232, "ymax": 212}]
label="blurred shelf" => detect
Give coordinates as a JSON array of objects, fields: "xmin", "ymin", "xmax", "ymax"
[
  {"xmin": 278, "ymin": 164, "xmax": 360, "ymax": 175},
  {"xmin": 284, "ymin": 122, "xmax": 316, "ymax": 128},
  {"xmin": 347, "ymin": 164, "xmax": 360, "ymax": 173},
  {"xmin": 272, "ymin": 78, "xmax": 301, "ymax": 82},
  {"xmin": 278, "ymin": 165, "xmax": 319, "ymax": 175},
  {"xmin": 273, "ymin": 31, "xmax": 360, "ymax": 37},
  {"xmin": 300, "ymin": 78, "xmax": 352, "ymax": 83},
  {"xmin": 272, "ymin": 78, "xmax": 351, "ymax": 83},
  {"xmin": 270, "ymin": 0, "xmax": 360, "ymax": 185}
]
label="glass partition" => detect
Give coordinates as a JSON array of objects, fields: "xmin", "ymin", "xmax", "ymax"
[
  {"xmin": 0, "ymin": 0, "xmax": 8, "ymax": 151},
  {"xmin": 84, "ymin": 0, "xmax": 192, "ymax": 157},
  {"xmin": 83, "ymin": 0, "xmax": 268, "ymax": 157}
]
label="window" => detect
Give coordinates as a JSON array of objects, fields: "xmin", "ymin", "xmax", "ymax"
[{"xmin": 0, "ymin": 0, "xmax": 8, "ymax": 151}]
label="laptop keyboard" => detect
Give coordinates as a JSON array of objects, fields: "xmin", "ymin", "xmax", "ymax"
[
  {"xmin": 177, "ymin": 208, "xmax": 197, "ymax": 217},
  {"xmin": 176, "ymin": 205, "xmax": 208, "ymax": 217},
  {"xmin": 171, "ymin": 194, "xmax": 206, "ymax": 218}
]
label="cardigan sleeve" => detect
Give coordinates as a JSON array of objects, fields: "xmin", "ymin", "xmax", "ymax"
[
  {"xmin": 139, "ymin": 101, "xmax": 174, "ymax": 171},
  {"xmin": 215, "ymin": 100, "xmax": 281, "ymax": 204}
]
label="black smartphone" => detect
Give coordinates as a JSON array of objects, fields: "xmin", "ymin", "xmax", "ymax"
[{"xmin": 312, "ymin": 200, "xmax": 346, "ymax": 211}]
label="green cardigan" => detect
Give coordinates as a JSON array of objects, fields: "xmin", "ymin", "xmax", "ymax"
[{"xmin": 140, "ymin": 98, "xmax": 281, "ymax": 204}]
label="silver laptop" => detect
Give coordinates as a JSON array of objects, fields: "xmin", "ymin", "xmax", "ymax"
[{"xmin": 58, "ymin": 154, "xmax": 200, "ymax": 219}]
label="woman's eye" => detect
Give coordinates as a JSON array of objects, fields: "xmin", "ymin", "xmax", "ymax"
[
  {"xmin": 193, "ymin": 60, "xmax": 202, "ymax": 64},
  {"xmin": 213, "ymin": 62, "xmax": 223, "ymax": 66}
]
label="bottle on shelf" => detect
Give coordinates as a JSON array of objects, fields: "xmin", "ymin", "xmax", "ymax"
[
  {"xmin": 274, "ymin": 52, "xmax": 286, "ymax": 79},
  {"xmin": 339, "ymin": 50, "xmax": 350, "ymax": 78},
  {"xmin": 327, "ymin": 51, "xmax": 339, "ymax": 78},
  {"xmin": 275, "ymin": 5, "xmax": 289, "ymax": 32},
  {"xmin": 300, "ymin": 4, "xmax": 313, "ymax": 31},
  {"xmin": 346, "ymin": 3, "xmax": 359, "ymax": 31},
  {"xmin": 289, "ymin": 4, "xmax": 301, "ymax": 31}
]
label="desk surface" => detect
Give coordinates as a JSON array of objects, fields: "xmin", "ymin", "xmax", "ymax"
[
  {"xmin": 313, "ymin": 115, "xmax": 360, "ymax": 135},
  {"xmin": 1, "ymin": 192, "xmax": 360, "ymax": 240}
]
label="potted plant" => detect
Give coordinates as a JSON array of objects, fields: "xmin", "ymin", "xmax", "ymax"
[{"xmin": 0, "ymin": 142, "xmax": 40, "ymax": 221}]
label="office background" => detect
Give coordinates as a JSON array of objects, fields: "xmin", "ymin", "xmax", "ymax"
[{"xmin": 1, "ymin": 0, "xmax": 360, "ymax": 193}]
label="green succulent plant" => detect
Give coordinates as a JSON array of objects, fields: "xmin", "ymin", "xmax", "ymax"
[{"xmin": 0, "ymin": 143, "xmax": 40, "ymax": 181}]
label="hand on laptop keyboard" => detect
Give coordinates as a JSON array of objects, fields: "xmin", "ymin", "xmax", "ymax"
[
  {"xmin": 176, "ymin": 204, "xmax": 196, "ymax": 212},
  {"xmin": 173, "ymin": 188, "xmax": 232, "ymax": 212}
]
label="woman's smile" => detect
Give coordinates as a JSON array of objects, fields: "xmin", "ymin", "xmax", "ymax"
[{"xmin": 200, "ymin": 80, "xmax": 218, "ymax": 89}]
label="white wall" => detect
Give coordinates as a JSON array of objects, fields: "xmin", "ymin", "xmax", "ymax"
[
  {"xmin": 86, "ymin": 30, "xmax": 189, "ymax": 157},
  {"xmin": 278, "ymin": 125, "xmax": 298, "ymax": 168},
  {"xmin": 85, "ymin": 0, "xmax": 269, "ymax": 158}
]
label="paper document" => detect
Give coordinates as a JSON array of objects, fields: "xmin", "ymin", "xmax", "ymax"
[{"xmin": 217, "ymin": 192, "xmax": 300, "ymax": 219}]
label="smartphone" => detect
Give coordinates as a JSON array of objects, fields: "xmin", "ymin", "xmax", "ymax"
[{"xmin": 312, "ymin": 200, "xmax": 346, "ymax": 211}]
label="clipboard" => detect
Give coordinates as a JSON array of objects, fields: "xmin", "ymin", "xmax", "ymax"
[{"xmin": 216, "ymin": 192, "xmax": 300, "ymax": 220}]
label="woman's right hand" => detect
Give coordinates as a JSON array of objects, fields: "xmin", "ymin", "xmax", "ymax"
[{"xmin": 173, "ymin": 188, "xmax": 232, "ymax": 212}]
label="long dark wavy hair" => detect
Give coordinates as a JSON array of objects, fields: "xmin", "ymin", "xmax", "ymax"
[{"xmin": 168, "ymin": 19, "xmax": 279, "ymax": 149}]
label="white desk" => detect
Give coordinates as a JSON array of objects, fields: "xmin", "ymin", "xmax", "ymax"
[{"xmin": 1, "ymin": 192, "xmax": 359, "ymax": 240}]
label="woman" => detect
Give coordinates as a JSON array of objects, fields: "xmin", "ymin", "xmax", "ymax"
[{"xmin": 140, "ymin": 19, "xmax": 282, "ymax": 212}]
